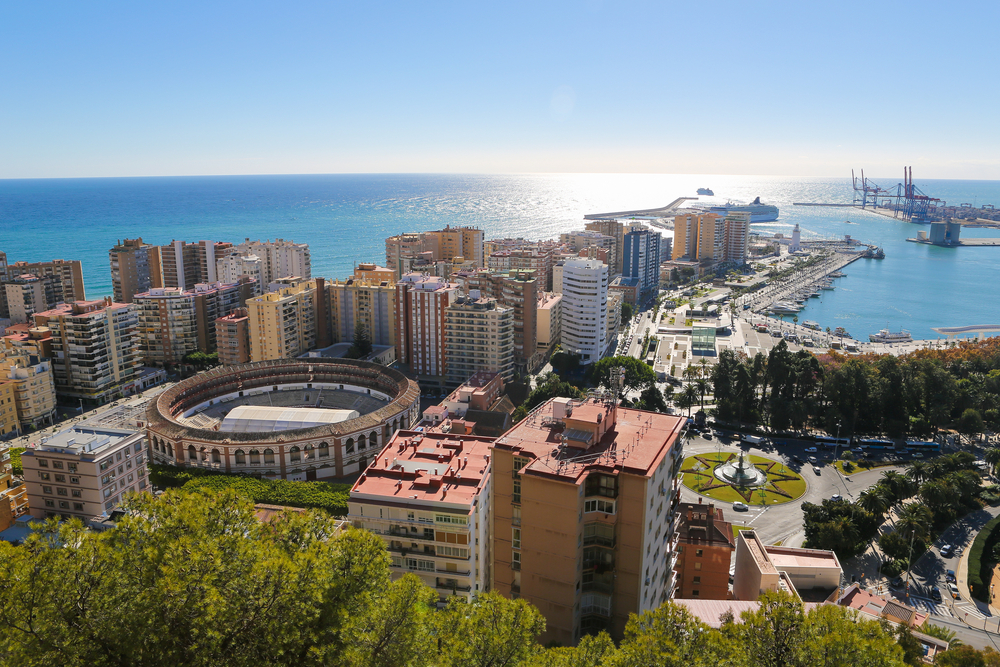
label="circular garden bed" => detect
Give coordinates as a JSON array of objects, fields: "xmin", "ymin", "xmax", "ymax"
[{"xmin": 681, "ymin": 452, "xmax": 806, "ymax": 505}]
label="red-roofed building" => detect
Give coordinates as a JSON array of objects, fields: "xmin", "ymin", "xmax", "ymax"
[
  {"xmin": 348, "ymin": 430, "xmax": 495, "ymax": 604},
  {"xmin": 491, "ymin": 396, "xmax": 686, "ymax": 644},
  {"xmin": 673, "ymin": 501, "xmax": 735, "ymax": 600}
]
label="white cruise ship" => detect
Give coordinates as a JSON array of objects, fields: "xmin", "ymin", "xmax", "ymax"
[
  {"xmin": 709, "ymin": 197, "xmax": 779, "ymax": 222},
  {"xmin": 869, "ymin": 329, "xmax": 912, "ymax": 344}
]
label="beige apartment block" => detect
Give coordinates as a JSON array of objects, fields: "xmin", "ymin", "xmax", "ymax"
[
  {"xmin": 733, "ymin": 530, "xmax": 842, "ymax": 602},
  {"xmin": 386, "ymin": 227, "xmax": 484, "ymax": 274},
  {"xmin": 492, "ymin": 396, "xmax": 686, "ymax": 644},
  {"xmin": 247, "ymin": 278, "xmax": 325, "ymax": 361},
  {"xmin": 328, "ymin": 274, "xmax": 397, "ymax": 348},
  {"xmin": 109, "ymin": 238, "xmax": 156, "ymax": 303},
  {"xmin": 216, "ymin": 253, "xmax": 264, "ymax": 297},
  {"xmin": 583, "ymin": 219, "xmax": 626, "ymax": 274},
  {"xmin": 0, "ymin": 351, "xmax": 57, "ymax": 429},
  {"xmin": 1, "ymin": 257, "xmax": 85, "ymax": 308},
  {"xmin": 157, "ymin": 240, "xmax": 235, "ymax": 290},
  {"xmin": 672, "ymin": 213, "xmax": 723, "ymax": 262},
  {"xmin": 0, "ymin": 380, "xmax": 18, "ymax": 437},
  {"xmin": 348, "ymin": 430, "xmax": 495, "ymax": 603},
  {"xmin": 464, "ymin": 269, "xmax": 539, "ymax": 372},
  {"xmin": 4, "ymin": 275, "xmax": 53, "ymax": 324},
  {"xmin": 32, "ymin": 299, "xmax": 142, "ymax": 404},
  {"xmin": 444, "ymin": 296, "xmax": 514, "ymax": 385},
  {"xmin": 134, "ymin": 281, "xmax": 248, "ymax": 366},
  {"xmin": 215, "ymin": 308, "xmax": 251, "ymax": 366},
  {"xmin": 535, "ymin": 292, "xmax": 562, "ymax": 354},
  {"xmin": 722, "ymin": 211, "xmax": 751, "ymax": 265},
  {"xmin": 22, "ymin": 425, "xmax": 148, "ymax": 521}
]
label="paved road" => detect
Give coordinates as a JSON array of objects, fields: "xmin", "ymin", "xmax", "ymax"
[{"xmin": 679, "ymin": 433, "xmax": 902, "ymax": 548}]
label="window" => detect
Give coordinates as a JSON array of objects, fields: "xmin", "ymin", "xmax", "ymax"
[
  {"xmin": 692, "ymin": 590, "xmax": 700, "ymax": 597},
  {"xmin": 511, "ymin": 505, "xmax": 521, "ymax": 526},
  {"xmin": 437, "ymin": 545, "xmax": 469, "ymax": 558},
  {"xmin": 512, "ymin": 479, "xmax": 521, "ymax": 504},
  {"xmin": 72, "ymin": 489, "xmax": 82, "ymax": 498},
  {"xmin": 435, "ymin": 514, "xmax": 468, "ymax": 525},
  {"xmin": 235, "ymin": 450, "xmax": 246, "ymax": 465},
  {"xmin": 345, "ymin": 438, "xmax": 355, "ymax": 454},
  {"xmin": 55, "ymin": 474, "xmax": 65, "ymax": 482},
  {"xmin": 249, "ymin": 450, "xmax": 260, "ymax": 465},
  {"xmin": 38, "ymin": 459, "xmax": 48, "ymax": 468},
  {"xmin": 57, "ymin": 488, "xmax": 67, "ymax": 496},
  {"xmin": 264, "ymin": 449, "xmax": 275, "ymax": 464},
  {"xmin": 52, "ymin": 461, "xmax": 63, "ymax": 470},
  {"xmin": 585, "ymin": 474, "xmax": 617, "ymax": 498},
  {"xmin": 512, "ymin": 551, "xmax": 521, "ymax": 570},
  {"xmin": 73, "ymin": 503, "xmax": 84, "ymax": 512},
  {"xmin": 694, "ymin": 562, "xmax": 702, "ymax": 571},
  {"xmin": 318, "ymin": 443, "xmax": 329, "ymax": 458},
  {"xmin": 583, "ymin": 523, "xmax": 615, "ymax": 547},
  {"xmin": 513, "ymin": 456, "xmax": 529, "ymax": 478},
  {"xmin": 693, "ymin": 576, "xmax": 701, "ymax": 584},
  {"xmin": 135, "ymin": 442, "xmax": 142, "ymax": 453},
  {"xmin": 42, "ymin": 486, "xmax": 52, "ymax": 494},
  {"xmin": 39, "ymin": 472, "xmax": 50, "ymax": 481},
  {"xmin": 290, "ymin": 447, "xmax": 301, "ymax": 463},
  {"xmin": 512, "ymin": 528, "xmax": 521, "ymax": 549},
  {"xmin": 58, "ymin": 501, "xmax": 69, "ymax": 510},
  {"xmin": 99, "ymin": 459, "xmax": 111, "ymax": 471},
  {"xmin": 695, "ymin": 549, "xmax": 703, "ymax": 557},
  {"xmin": 584, "ymin": 499, "xmax": 616, "ymax": 514},
  {"xmin": 44, "ymin": 499, "xmax": 54, "ymax": 508},
  {"xmin": 68, "ymin": 463, "xmax": 77, "ymax": 473}
]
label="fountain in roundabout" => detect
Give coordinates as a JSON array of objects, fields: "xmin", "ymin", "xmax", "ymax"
[{"xmin": 713, "ymin": 450, "xmax": 768, "ymax": 488}]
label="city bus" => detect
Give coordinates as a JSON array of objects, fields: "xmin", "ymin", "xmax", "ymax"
[
  {"xmin": 815, "ymin": 435, "xmax": 851, "ymax": 449},
  {"xmin": 905, "ymin": 440, "xmax": 942, "ymax": 453},
  {"xmin": 857, "ymin": 438, "xmax": 895, "ymax": 450}
]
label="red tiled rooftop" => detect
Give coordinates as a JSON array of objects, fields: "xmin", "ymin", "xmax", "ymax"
[
  {"xmin": 494, "ymin": 398, "xmax": 684, "ymax": 482},
  {"xmin": 351, "ymin": 430, "xmax": 495, "ymax": 506}
]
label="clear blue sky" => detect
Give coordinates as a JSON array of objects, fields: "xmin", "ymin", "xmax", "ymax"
[{"xmin": 3, "ymin": 1, "xmax": 998, "ymax": 179}]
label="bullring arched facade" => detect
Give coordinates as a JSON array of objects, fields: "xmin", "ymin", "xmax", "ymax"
[{"xmin": 145, "ymin": 359, "xmax": 421, "ymax": 481}]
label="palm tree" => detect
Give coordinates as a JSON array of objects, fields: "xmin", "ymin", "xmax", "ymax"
[
  {"xmin": 680, "ymin": 384, "xmax": 700, "ymax": 417},
  {"xmin": 695, "ymin": 377, "xmax": 710, "ymax": 408},
  {"xmin": 858, "ymin": 487, "xmax": 892, "ymax": 518},
  {"xmin": 896, "ymin": 503, "xmax": 933, "ymax": 543},
  {"xmin": 985, "ymin": 447, "xmax": 1000, "ymax": 477},
  {"xmin": 906, "ymin": 460, "xmax": 929, "ymax": 485}
]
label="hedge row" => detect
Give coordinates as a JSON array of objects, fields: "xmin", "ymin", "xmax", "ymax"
[
  {"xmin": 9, "ymin": 447, "xmax": 25, "ymax": 475},
  {"xmin": 149, "ymin": 464, "xmax": 352, "ymax": 517},
  {"xmin": 969, "ymin": 515, "xmax": 1000, "ymax": 602}
]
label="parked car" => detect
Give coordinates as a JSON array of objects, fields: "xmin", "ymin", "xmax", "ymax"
[
  {"xmin": 805, "ymin": 447, "xmax": 818, "ymax": 453},
  {"xmin": 733, "ymin": 502, "xmax": 749, "ymax": 512},
  {"xmin": 831, "ymin": 494, "xmax": 842, "ymax": 502},
  {"xmin": 930, "ymin": 586, "xmax": 942, "ymax": 602},
  {"xmin": 912, "ymin": 453, "xmax": 924, "ymax": 459},
  {"xmin": 946, "ymin": 570, "xmax": 956, "ymax": 583},
  {"xmin": 890, "ymin": 576, "xmax": 905, "ymax": 588},
  {"xmin": 949, "ymin": 583, "xmax": 960, "ymax": 599},
  {"xmin": 940, "ymin": 544, "xmax": 954, "ymax": 558}
]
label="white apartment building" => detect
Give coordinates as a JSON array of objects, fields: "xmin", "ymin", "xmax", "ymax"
[
  {"xmin": 348, "ymin": 430, "xmax": 494, "ymax": 604},
  {"xmin": 217, "ymin": 254, "xmax": 264, "ymax": 296},
  {"xmin": 234, "ymin": 239, "xmax": 312, "ymax": 284},
  {"xmin": 559, "ymin": 259, "xmax": 608, "ymax": 364},
  {"xmin": 22, "ymin": 425, "xmax": 148, "ymax": 520}
]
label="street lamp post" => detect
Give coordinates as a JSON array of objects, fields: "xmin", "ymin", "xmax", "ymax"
[{"xmin": 834, "ymin": 421, "xmax": 843, "ymax": 463}]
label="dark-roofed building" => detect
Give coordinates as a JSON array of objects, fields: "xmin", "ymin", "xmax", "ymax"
[{"xmin": 673, "ymin": 500, "xmax": 735, "ymax": 600}]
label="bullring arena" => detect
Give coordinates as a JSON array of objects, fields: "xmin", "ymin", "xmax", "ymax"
[{"xmin": 146, "ymin": 358, "xmax": 421, "ymax": 481}]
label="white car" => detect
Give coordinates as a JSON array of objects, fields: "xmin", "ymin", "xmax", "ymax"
[
  {"xmin": 831, "ymin": 494, "xmax": 842, "ymax": 502},
  {"xmin": 805, "ymin": 447, "xmax": 818, "ymax": 453},
  {"xmin": 808, "ymin": 456, "xmax": 817, "ymax": 464},
  {"xmin": 732, "ymin": 502, "xmax": 749, "ymax": 511},
  {"xmin": 949, "ymin": 583, "xmax": 960, "ymax": 599}
]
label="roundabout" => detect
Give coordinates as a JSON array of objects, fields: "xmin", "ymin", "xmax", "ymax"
[{"xmin": 681, "ymin": 451, "xmax": 806, "ymax": 505}]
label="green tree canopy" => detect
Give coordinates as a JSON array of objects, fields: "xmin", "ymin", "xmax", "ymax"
[{"xmin": 590, "ymin": 356, "xmax": 657, "ymax": 395}]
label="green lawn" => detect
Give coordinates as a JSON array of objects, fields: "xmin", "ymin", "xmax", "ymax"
[
  {"xmin": 834, "ymin": 459, "xmax": 899, "ymax": 475},
  {"xmin": 681, "ymin": 452, "xmax": 806, "ymax": 506}
]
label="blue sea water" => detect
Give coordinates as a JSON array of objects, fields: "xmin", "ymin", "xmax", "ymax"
[{"xmin": 1, "ymin": 173, "xmax": 999, "ymax": 340}]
